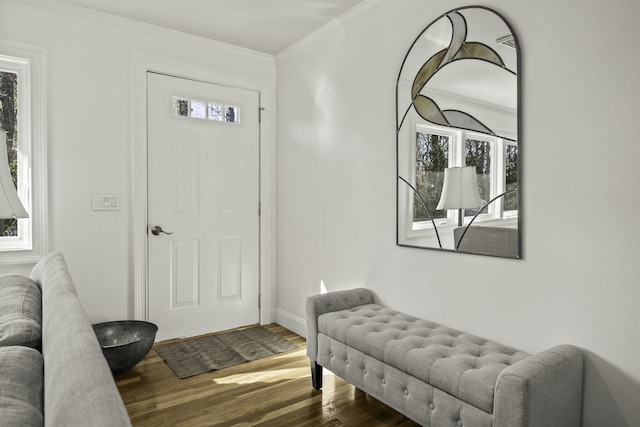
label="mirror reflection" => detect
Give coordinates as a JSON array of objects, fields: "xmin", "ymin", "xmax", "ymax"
[{"xmin": 396, "ymin": 6, "xmax": 521, "ymax": 258}]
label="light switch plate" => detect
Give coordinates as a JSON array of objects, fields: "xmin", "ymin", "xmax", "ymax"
[{"xmin": 92, "ymin": 193, "xmax": 120, "ymax": 211}]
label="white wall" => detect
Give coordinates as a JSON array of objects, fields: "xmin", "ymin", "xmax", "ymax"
[
  {"xmin": 275, "ymin": 0, "xmax": 640, "ymax": 425},
  {"xmin": 0, "ymin": 0, "xmax": 275, "ymax": 322},
  {"xmin": 2, "ymin": 0, "xmax": 639, "ymax": 424}
]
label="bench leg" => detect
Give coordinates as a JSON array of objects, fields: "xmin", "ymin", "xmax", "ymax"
[{"xmin": 311, "ymin": 360, "xmax": 323, "ymax": 390}]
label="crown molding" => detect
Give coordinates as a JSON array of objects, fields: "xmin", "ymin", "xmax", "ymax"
[
  {"xmin": 5, "ymin": 0, "xmax": 275, "ymax": 64},
  {"xmin": 412, "ymin": 86, "xmax": 517, "ymax": 117},
  {"xmin": 276, "ymin": 0, "xmax": 396, "ymax": 64}
]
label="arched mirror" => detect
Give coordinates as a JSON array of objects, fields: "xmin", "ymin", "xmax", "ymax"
[{"xmin": 396, "ymin": 6, "xmax": 521, "ymax": 258}]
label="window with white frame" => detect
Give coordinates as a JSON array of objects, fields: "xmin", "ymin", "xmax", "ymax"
[
  {"xmin": 503, "ymin": 141, "xmax": 518, "ymax": 216},
  {"xmin": 413, "ymin": 127, "xmax": 451, "ymax": 222},
  {"xmin": 0, "ymin": 46, "xmax": 46, "ymax": 262},
  {"xmin": 172, "ymin": 96, "xmax": 240, "ymax": 123},
  {"xmin": 0, "ymin": 70, "xmax": 20, "ymax": 238},
  {"xmin": 412, "ymin": 123, "xmax": 517, "ymax": 229}
]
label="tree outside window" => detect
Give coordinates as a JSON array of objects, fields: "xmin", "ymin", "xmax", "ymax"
[
  {"xmin": 465, "ymin": 138, "xmax": 491, "ymax": 217},
  {"xmin": 0, "ymin": 71, "xmax": 18, "ymax": 236},
  {"xmin": 414, "ymin": 131, "xmax": 449, "ymax": 222},
  {"xmin": 504, "ymin": 143, "xmax": 518, "ymax": 211},
  {"xmin": 0, "ymin": 47, "xmax": 46, "ymax": 261},
  {"xmin": 412, "ymin": 123, "xmax": 516, "ymax": 228}
]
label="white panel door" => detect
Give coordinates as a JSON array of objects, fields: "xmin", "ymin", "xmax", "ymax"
[{"xmin": 147, "ymin": 72, "xmax": 260, "ymax": 341}]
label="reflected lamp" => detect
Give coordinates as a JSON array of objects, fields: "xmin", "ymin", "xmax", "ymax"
[{"xmin": 436, "ymin": 166, "xmax": 481, "ymax": 226}]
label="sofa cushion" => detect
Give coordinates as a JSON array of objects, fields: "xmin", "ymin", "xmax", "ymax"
[
  {"xmin": 318, "ymin": 304, "xmax": 530, "ymax": 413},
  {"xmin": 0, "ymin": 346, "xmax": 44, "ymax": 426},
  {"xmin": 0, "ymin": 274, "xmax": 42, "ymax": 348}
]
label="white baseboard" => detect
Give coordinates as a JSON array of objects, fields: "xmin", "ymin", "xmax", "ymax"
[{"xmin": 275, "ymin": 308, "xmax": 306, "ymax": 338}]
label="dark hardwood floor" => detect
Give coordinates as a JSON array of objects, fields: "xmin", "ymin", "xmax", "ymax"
[{"xmin": 115, "ymin": 324, "xmax": 418, "ymax": 426}]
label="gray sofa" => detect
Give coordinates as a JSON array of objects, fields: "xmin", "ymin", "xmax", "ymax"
[
  {"xmin": 0, "ymin": 251, "xmax": 131, "ymax": 426},
  {"xmin": 454, "ymin": 225, "xmax": 519, "ymax": 258},
  {"xmin": 307, "ymin": 288, "xmax": 583, "ymax": 427}
]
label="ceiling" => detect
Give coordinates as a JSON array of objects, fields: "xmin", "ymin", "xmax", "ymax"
[{"xmin": 58, "ymin": 0, "xmax": 367, "ymax": 54}]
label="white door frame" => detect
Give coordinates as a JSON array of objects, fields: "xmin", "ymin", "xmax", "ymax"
[{"xmin": 131, "ymin": 55, "xmax": 276, "ymax": 326}]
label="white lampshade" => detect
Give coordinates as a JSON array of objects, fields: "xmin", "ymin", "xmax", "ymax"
[
  {"xmin": 436, "ymin": 166, "xmax": 482, "ymax": 210},
  {"xmin": 0, "ymin": 128, "xmax": 28, "ymax": 219}
]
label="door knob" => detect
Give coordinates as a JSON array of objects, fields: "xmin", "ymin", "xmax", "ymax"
[{"xmin": 150, "ymin": 225, "xmax": 173, "ymax": 236}]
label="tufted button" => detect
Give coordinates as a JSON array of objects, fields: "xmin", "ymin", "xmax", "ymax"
[
  {"xmin": 382, "ymin": 378, "xmax": 386, "ymax": 385},
  {"xmin": 325, "ymin": 304, "xmax": 330, "ymax": 310},
  {"xmin": 343, "ymin": 299, "xmax": 348, "ymax": 305},
  {"xmin": 458, "ymin": 421, "xmax": 462, "ymax": 427},
  {"xmin": 346, "ymin": 360, "xmax": 349, "ymax": 365},
  {"xmin": 363, "ymin": 368, "xmax": 367, "ymax": 374},
  {"xmin": 429, "ymin": 404, "xmax": 434, "ymax": 410},
  {"xmin": 329, "ymin": 353, "xmax": 333, "ymax": 358},
  {"xmin": 359, "ymin": 297, "xmax": 363, "ymax": 303},
  {"xmin": 404, "ymin": 389, "xmax": 409, "ymax": 396}
]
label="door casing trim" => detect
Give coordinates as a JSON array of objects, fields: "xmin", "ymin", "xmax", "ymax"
[{"xmin": 131, "ymin": 55, "xmax": 276, "ymax": 326}]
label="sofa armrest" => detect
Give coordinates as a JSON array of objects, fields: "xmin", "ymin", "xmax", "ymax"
[
  {"xmin": 305, "ymin": 288, "xmax": 374, "ymax": 361},
  {"xmin": 494, "ymin": 344, "xmax": 583, "ymax": 427},
  {"xmin": 32, "ymin": 252, "xmax": 132, "ymax": 427}
]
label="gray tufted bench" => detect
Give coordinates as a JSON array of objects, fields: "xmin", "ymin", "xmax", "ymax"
[{"xmin": 306, "ymin": 288, "xmax": 583, "ymax": 427}]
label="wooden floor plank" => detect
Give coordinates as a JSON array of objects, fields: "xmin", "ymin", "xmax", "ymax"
[{"xmin": 115, "ymin": 324, "xmax": 418, "ymax": 426}]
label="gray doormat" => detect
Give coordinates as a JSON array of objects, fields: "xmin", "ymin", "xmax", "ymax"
[{"xmin": 155, "ymin": 326, "xmax": 298, "ymax": 379}]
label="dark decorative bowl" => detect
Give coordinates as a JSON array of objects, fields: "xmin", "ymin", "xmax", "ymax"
[{"xmin": 92, "ymin": 320, "xmax": 158, "ymax": 374}]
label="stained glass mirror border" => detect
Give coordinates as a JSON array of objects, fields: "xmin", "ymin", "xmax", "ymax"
[{"xmin": 395, "ymin": 6, "xmax": 521, "ymax": 259}]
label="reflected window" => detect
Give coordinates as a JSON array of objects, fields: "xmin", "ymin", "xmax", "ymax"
[
  {"xmin": 504, "ymin": 143, "xmax": 518, "ymax": 212},
  {"xmin": 413, "ymin": 123, "xmax": 516, "ymax": 227},
  {"xmin": 414, "ymin": 130, "xmax": 450, "ymax": 222},
  {"xmin": 465, "ymin": 138, "xmax": 492, "ymax": 217}
]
